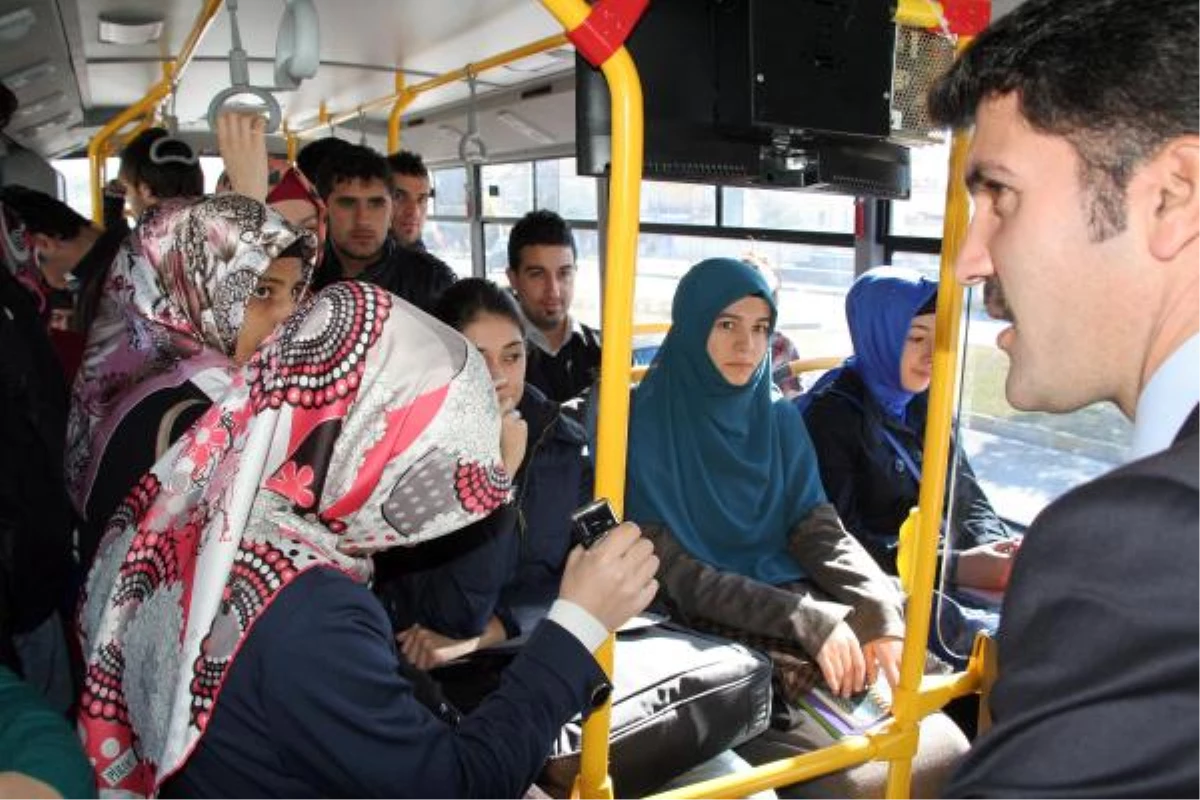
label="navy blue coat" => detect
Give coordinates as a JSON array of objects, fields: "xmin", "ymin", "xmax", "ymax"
[
  {"xmin": 162, "ymin": 568, "xmax": 609, "ymax": 798},
  {"xmin": 801, "ymin": 367, "xmax": 1010, "ymax": 577}
]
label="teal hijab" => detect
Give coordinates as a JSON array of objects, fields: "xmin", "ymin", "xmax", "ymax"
[{"xmin": 626, "ymin": 258, "xmax": 827, "ymax": 585}]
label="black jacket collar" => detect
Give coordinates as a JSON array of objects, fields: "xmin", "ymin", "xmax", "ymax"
[{"xmin": 1176, "ymin": 406, "xmax": 1199, "ymax": 443}]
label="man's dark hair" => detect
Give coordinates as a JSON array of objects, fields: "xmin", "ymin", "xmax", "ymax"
[
  {"xmin": 296, "ymin": 136, "xmax": 354, "ymax": 184},
  {"xmin": 433, "ymin": 277, "xmax": 525, "ymax": 336},
  {"xmin": 507, "ymin": 209, "xmax": 577, "ymax": 272},
  {"xmin": 0, "ymin": 82, "xmax": 16, "ymax": 131},
  {"xmin": 386, "ymin": 150, "xmax": 429, "ymax": 180},
  {"xmin": 315, "ymin": 144, "xmax": 393, "ymax": 199},
  {"xmin": 0, "ymin": 186, "xmax": 89, "ymax": 240},
  {"xmin": 928, "ymin": 0, "xmax": 1198, "ymax": 240},
  {"xmin": 119, "ymin": 127, "xmax": 204, "ymax": 200}
]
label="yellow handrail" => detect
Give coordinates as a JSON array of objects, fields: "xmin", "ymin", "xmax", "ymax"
[
  {"xmin": 631, "ymin": 322, "xmax": 670, "ymax": 336},
  {"xmin": 284, "ymin": 121, "xmax": 297, "ymax": 163},
  {"xmin": 539, "ymin": 4, "xmax": 976, "ymax": 797},
  {"xmin": 386, "ymin": 73, "xmax": 410, "ymax": 154},
  {"xmin": 788, "ymin": 355, "xmax": 845, "ymax": 377},
  {"xmin": 658, "ymin": 36, "xmax": 984, "ymax": 800},
  {"xmin": 291, "ymin": 33, "xmax": 568, "ymax": 149},
  {"xmin": 539, "ymin": 2, "xmax": 641, "ymax": 799},
  {"xmin": 883, "ymin": 34, "xmax": 975, "ymax": 798},
  {"xmin": 87, "ymin": 0, "xmax": 225, "ymax": 224}
]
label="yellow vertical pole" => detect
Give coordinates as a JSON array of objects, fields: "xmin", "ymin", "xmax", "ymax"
[
  {"xmin": 884, "ymin": 35, "xmax": 975, "ymax": 799},
  {"xmin": 539, "ymin": 1, "xmax": 643, "ymax": 798},
  {"xmin": 86, "ymin": 0, "xmax": 225, "ymax": 224},
  {"xmin": 387, "ymin": 74, "xmax": 410, "ymax": 154},
  {"xmin": 284, "ymin": 121, "xmax": 297, "ymax": 163}
]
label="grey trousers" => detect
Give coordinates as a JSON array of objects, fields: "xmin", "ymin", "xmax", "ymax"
[{"xmin": 736, "ymin": 711, "xmax": 969, "ymax": 799}]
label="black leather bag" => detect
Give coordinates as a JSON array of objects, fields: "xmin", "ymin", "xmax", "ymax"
[{"xmin": 539, "ymin": 622, "xmax": 772, "ymax": 798}]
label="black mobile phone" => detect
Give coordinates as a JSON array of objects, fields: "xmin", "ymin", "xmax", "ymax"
[{"xmin": 570, "ymin": 498, "xmax": 620, "ymax": 550}]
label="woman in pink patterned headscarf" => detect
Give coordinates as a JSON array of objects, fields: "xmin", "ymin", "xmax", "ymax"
[
  {"xmin": 77, "ymin": 280, "xmax": 650, "ymax": 798},
  {"xmin": 66, "ymin": 194, "xmax": 316, "ymax": 569}
]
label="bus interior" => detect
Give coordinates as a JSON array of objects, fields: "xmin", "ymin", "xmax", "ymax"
[{"xmin": 0, "ymin": 0, "xmax": 1137, "ymax": 796}]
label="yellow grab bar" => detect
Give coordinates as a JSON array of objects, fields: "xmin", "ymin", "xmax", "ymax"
[
  {"xmin": 87, "ymin": 0, "xmax": 225, "ymax": 224},
  {"xmin": 292, "ymin": 33, "xmax": 567, "ymax": 149},
  {"xmin": 540, "ymin": 1, "xmax": 643, "ymax": 798},
  {"xmin": 631, "ymin": 322, "xmax": 670, "ymax": 336},
  {"xmin": 883, "ymin": 34, "xmax": 975, "ymax": 798},
  {"xmin": 787, "ymin": 355, "xmax": 845, "ymax": 377}
]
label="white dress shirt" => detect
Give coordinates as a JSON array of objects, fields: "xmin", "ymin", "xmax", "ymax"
[{"xmin": 1129, "ymin": 333, "xmax": 1199, "ymax": 461}]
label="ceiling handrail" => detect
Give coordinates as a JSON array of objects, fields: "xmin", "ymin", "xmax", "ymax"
[
  {"xmin": 86, "ymin": 0, "xmax": 226, "ymax": 224},
  {"xmin": 291, "ymin": 32, "xmax": 568, "ymax": 147}
]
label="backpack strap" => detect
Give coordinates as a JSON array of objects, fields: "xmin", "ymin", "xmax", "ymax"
[{"xmin": 819, "ymin": 387, "xmax": 923, "ymax": 481}]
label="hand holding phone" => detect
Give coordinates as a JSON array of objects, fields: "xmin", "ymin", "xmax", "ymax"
[
  {"xmin": 558, "ymin": 514, "xmax": 660, "ymax": 633},
  {"xmin": 570, "ymin": 498, "xmax": 620, "ymax": 550}
]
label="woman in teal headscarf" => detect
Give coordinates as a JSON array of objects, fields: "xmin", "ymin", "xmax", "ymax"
[
  {"xmin": 625, "ymin": 260, "xmax": 970, "ymax": 797},
  {"xmin": 626, "ymin": 258, "xmax": 906, "ymax": 698}
]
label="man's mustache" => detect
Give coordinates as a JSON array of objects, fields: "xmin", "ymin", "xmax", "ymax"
[{"xmin": 983, "ymin": 279, "xmax": 1013, "ymax": 322}]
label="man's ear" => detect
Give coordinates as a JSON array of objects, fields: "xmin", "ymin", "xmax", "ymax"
[
  {"xmin": 28, "ymin": 232, "xmax": 55, "ymax": 256},
  {"xmin": 506, "ymin": 267, "xmax": 518, "ymax": 292},
  {"xmin": 1145, "ymin": 136, "xmax": 1199, "ymax": 262}
]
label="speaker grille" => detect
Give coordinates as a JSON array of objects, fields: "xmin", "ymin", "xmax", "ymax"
[{"xmin": 890, "ymin": 26, "xmax": 956, "ymax": 146}]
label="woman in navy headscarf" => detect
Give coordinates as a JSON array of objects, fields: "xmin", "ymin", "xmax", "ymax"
[
  {"xmin": 803, "ymin": 267, "xmax": 1018, "ymax": 587},
  {"xmin": 625, "ymin": 260, "xmax": 970, "ymax": 796},
  {"xmin": 802, "ymin": 266, "xmax": 1020, "ymax": 664}
]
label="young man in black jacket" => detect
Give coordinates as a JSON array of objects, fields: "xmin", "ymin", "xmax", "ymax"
[
  {"xmin": 313, "ymin": 144, "xmax": 455, "ymax": 313},
  {"xmin": 507, "ymin": 210, "xmax": 600, "ymax": 406}
]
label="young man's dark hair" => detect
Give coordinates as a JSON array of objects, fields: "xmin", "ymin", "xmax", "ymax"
[
  {"xmin": 296, "ymin": 136, "xmax": 354, "ymax": 185},
  {"xmin": 0, "ymin": 82, "xmax": 16, "ymax": 131},
  {"xmin": 315, "ymin": 144, "xmax": 393, "ymax": 200},
  {"xmin": 928, "ymin": 0, "xmax": 1197, "ymax": 241},
  {"xmin": 119, "ymin": 127, "xmax": 205, "ymax": 202},
  {"xmin": 507, "ymin": 209, "xmax": 577, "ymax": 271},
  {"xmin": 0, "ymin": 186, "xmax": 89, "ymax": 240},
  {"xmin": 386, "ymin": 150, "xmax": 429, "ymax": 180}
]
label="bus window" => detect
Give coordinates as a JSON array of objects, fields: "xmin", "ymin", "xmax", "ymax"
[
  {"xmin": 431, "ymin": 167, "xmax": 468, "ymax": 217},
  {"xmin": 481, "ymin": 161, "xmax": 533, "ymax": 218},
  {"xmin": 535, "ymin": 158, "xmax": 597, "ymax": 221},
  {"xmin": 721, "ymin": 188, "xmax": 854, "ymax": 233},
  {"xmin": 890, "ymin": 140, "xmax": 952, "ymax": 238},
  {"xmin": 639, "ymin": 180, "xmax": 716, "ymax": 226},
  {"xmin": 424, "ymin": 220, "xmax": 473, "ymax": 279}
]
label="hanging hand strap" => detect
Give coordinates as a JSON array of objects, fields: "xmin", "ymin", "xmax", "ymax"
[{"xmin": 207, "ymin": 0, "xmax": 282, "ymax": 133}]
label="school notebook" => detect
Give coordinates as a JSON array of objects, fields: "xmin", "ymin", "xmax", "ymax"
[{"xmin": 797, "ymin": 674, "xmax": 893, "ymax": 738}]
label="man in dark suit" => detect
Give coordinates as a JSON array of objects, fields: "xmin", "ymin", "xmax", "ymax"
[{"xmin": 928, "ymin": 0, "xmax": 1198, "ymax": 795}]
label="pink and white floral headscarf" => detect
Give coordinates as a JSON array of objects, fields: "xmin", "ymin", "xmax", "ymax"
[
  {"xmin": 78, "ymin": 281, "xmax": 511, "ymax": 796},
  {"xmin": 65, "ymin": 194, "xmax": 317, "ymax": 517}
]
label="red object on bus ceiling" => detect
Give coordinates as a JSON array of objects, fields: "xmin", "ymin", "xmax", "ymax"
[
  {"xmin": 943, "ymin": 0, "xmax": 991, "ymax": 37},
  {"xmin": 568, "ymin": 0, "xmax": 650, "ymax": 68}
]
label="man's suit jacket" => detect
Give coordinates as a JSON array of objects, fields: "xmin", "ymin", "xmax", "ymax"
[{"xmin": 947, "ymin": 409, "xmax": 1199, "ymax": 798}]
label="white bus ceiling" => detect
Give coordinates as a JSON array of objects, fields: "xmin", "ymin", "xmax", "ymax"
[{"xmin": 2, "ymin": 0, "xmax": 578, "ymax": 162}]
